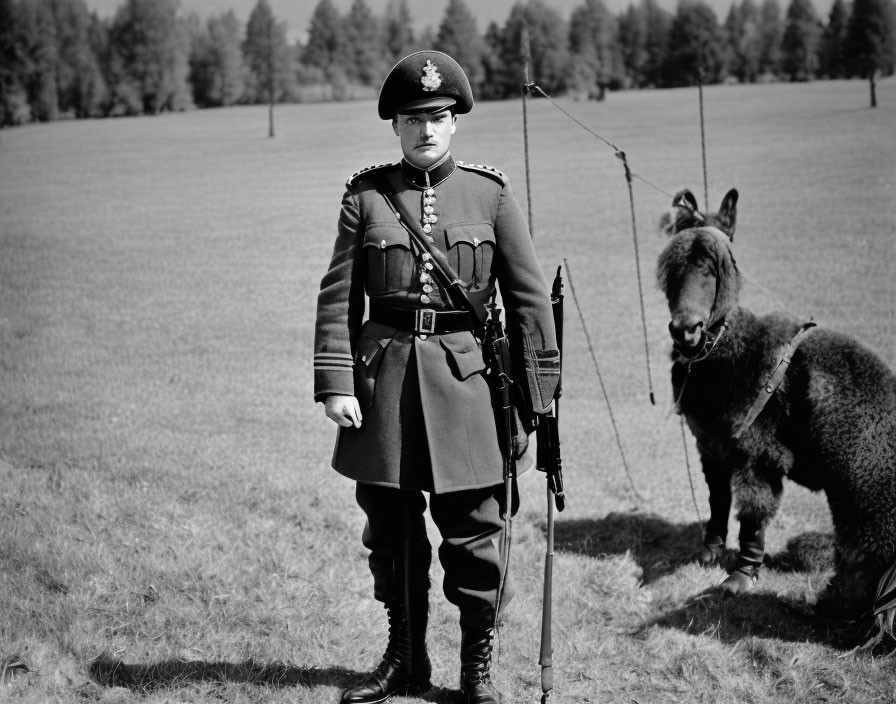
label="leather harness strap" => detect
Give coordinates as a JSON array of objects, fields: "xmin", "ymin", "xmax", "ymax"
[{"xmin": 733, "ymin": 320, "xmax": 816, "ymax": 438}]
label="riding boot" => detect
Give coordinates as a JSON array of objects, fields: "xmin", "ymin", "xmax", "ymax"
[
  {"xmin": 459, "ymin": 627, "xmax": 501, "ymax": 704},
  {"xmin": 340, "ymin": 601, "xmax": 432, "ymax": 704}
]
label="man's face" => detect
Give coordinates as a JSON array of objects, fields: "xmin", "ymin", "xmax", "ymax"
[{"xmin": 392, "ymin": 109, "xmax": 457, "ymax": 169}]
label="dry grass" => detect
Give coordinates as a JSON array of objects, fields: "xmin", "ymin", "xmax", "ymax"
[{"xmin": 1, "ymin": 77, "xmax": 894, "ymax": 703}]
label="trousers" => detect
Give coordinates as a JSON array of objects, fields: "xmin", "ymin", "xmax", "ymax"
[{"xmin": 355, "ymin": 481, "xmax": 513, "ymax": 630}]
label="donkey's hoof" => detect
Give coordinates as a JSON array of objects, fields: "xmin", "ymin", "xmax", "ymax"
[
  {"xmin": 720, "ymin": 569, "xmax": 757, "ymax": 594},
  {"xmin": 697, "ymin": 536, "xmax": 725, "ymax": 567}
]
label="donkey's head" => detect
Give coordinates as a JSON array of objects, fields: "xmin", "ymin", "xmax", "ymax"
[{"xmin": 656, "ymin": 189, "xmax": 741, "ymax": 357}]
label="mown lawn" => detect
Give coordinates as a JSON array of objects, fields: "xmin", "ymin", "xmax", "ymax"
[{"xmin": 1, "ymin": 77, "xmax": 894, "ymax": 703}]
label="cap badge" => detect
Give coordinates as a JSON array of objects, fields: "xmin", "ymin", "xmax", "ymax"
[{"xmin": 420, "ymin": 60, "xmax": 442, "ymax": 92}]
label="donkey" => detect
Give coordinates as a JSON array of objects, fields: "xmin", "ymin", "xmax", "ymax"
[{"xmin": 656, "ymin": 188, "xmax": 896, "ymax": 617}]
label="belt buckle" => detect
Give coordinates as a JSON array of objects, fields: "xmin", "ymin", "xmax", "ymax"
[{"xmin": 415, "ymin": 308, "xmax": 437, "ymax": 334}]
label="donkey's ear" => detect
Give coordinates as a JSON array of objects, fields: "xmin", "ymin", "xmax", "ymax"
[
  {"xmin": 719, "ymin": 188, "xmax": 738, "ymax": 240},
  {"xmin": 672, "ymin": 189, "xmax": 699, "ymax": 214}
]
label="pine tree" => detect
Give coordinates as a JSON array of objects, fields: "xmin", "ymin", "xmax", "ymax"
[
  {"xmin": 757, "ymin": 0, "xmax": 783, "ymax": 78},
  {"xmin": 190, "ymin": 10, "xmax": 245, "ymax": 107},
  {"xmin": 725, "ymin": 0, "xmax": 762, "ymax": 82},
  {"xmin": 342, "ymin": 0, "xmax": 389, "ymax": 87},
  {"xmin": 301, "ymin": 0, "xmax": 346, "ymax": 82},
  {"xmin": 617, "ymin": 3, "xmax": 648, "ymax": 88},
  {"xmin": 780, "ymin": 0, "xmax": 820, "ymax": 80},
  {"xmin": 818, "ymin": 0, "xmax": 849, "ymax": 78},
  {"xmin": 435, "ymin": 0, "xmax": 485, "ymax": 94},
  {"xmin": 662, "ymin": 0, "xmax": 725, "ymax": 87},
  {"xmin": 383, "ymin": 0, "xmax": 414, "ymax": 64},
  {"xmin": 642, "ymin": 0, "xmax": 671, "ymax": 87},
  {"xmin": 0, "ymin": 0, "xmax": 32, "ymax": 124},
  {"xmin": 19, "ymin": 0, "xmax": 59, "ymax": 121},
  {"xmin": 568, "ymin": 0, "xmax": 622, "ymax": 99},
  {"xmin": 244, "ymin": 0, "xmax": 292, "ymax": 136},
  {"xmin": 496, "ymin": 0, "xmax": 568, "ymax": 98},
  {"xmin": 108, "ymin": 0, "xmax": 192, "ymax": 114},
  {"xmin": 845, "ymin": 0, "xmax": 896, "ymax": 106},
  {"xmin": 44, "ymin": 0, "xmax": 106, "ymax": 117}
]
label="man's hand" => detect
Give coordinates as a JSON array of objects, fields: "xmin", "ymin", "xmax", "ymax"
[{"xmin": 324, "ymin": 395, "xmax": 363, "ymax": 428}]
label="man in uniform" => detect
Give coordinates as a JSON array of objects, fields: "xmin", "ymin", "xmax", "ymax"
[{"xmin": 313, "ymin": 50, "xmax": 559, "ymax": 704}]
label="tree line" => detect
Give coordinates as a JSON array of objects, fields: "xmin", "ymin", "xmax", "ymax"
[{"xmin": 2, "ymin": 0, "xmax": 894, "ymax": 128}]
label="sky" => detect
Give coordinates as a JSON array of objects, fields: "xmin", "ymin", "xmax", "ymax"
[{"xmin": 83, "ymin": 0, "xmax": 836, "ymax": 44}]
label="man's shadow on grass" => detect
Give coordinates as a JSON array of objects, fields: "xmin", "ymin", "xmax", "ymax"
[{"xmin": 89, "ymin": 655, "xmax": 458, "ymax": 702}]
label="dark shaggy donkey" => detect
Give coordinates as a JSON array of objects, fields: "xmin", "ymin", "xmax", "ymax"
[{"xmin": 656, "ymin": 188, "xmax": 896, "ymax": 618}]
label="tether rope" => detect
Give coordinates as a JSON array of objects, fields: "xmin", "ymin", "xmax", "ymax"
[
  {"xmin": 564, "ymin": 257, "xmax": 643, "ymax": 502},
  {"xmin": 527, "ymin": 83, "xmax": 656, "ymax": 405}
]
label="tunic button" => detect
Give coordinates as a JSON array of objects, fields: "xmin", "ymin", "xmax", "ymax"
[
  {"xmin": 423, "ymin": 284, "xmax": 433, "ymax": 293},
  {"xmin": 473, "ymin": 237, "xmax": 480, "ymax": 245},
  {"xmin": 421, "ymin": 252, "xmax": 431, "ymax": 261},
  {"xmin": 429, "ymin": 215, "xmax": 438, "ymax": 224},
  {"xmin": 419, "ymin": 334, "xmax": 428, "ymax": 340},
  {"xmin": 422, "ymin": 224, "xmax": 432, "ymax": 233},
  {"xmin": 424, "ymin": 262, "xmax": 434, "ymax": 271},
  {"xmin": 425, "ymin": 188, "xmax": 434, "ymax": 196},
  {"xmin": 424, "ymin": 205, "xmax": 434, "ymax": 214},
  {"xmin": 361, "ymin": 355, "xmax": 367, "ymax": 363},
  {"xmin": 381, "ymin": 239, "xmax": 387, "ymax": 248},
  {"xmin": 421, "ymin": 294, "xmax": 431, "ymax": 304},
  {"xmin": 420, "ymin": 272, "xmax": 431, "ymax": 283}
]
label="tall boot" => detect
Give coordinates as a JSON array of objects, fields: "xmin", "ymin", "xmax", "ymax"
[
  {"xmin": 340, "ymin": 601, "xmax": 431, "ymax": 704},
  {"xmin": 459, "ymin": 627, "xmax": 501, "ymax": 704}
]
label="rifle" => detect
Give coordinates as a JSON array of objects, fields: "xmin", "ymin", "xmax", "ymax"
[
  {"xmin": 536, "ymin": 265, "xmax": 565, "ymax": 703},
  {"xmin": 483, "ymin": 298, "xmax": 519, "ymax": 628}
]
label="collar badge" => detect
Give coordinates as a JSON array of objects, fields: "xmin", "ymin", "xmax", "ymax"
[{"xmin": 420, "ymin": 60, "xmax": 442, "ymax": 92}]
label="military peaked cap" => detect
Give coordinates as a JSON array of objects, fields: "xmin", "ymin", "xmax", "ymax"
[{"xmin": 378, "ymin": 50, "xmax": 474, "ymax": 120}]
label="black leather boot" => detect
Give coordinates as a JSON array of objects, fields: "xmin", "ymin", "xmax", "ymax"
[
  {"xmin": 340, "ymin": 602, "xmax": 431, "ymax": 704},
  {"xmin": 459, "ymin": 627, "xmax": 501, "ymax": 704}
]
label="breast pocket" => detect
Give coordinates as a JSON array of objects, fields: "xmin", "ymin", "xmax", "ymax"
[
  {"xmin": 445, "ymin": 223, "xmax": 495, "ymax": 286},
  {"xmin": 363, "ymin": 224, "xmax": 414, "ymax": 294}
]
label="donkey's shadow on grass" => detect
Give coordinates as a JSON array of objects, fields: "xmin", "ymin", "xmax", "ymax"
[
  {"xmin": 89, "ymin": 656, "xmax": 457, "ymax": 701},
  {"xmin": 555, "ymin": 511, "xmax": 864, "ymax": 650}
]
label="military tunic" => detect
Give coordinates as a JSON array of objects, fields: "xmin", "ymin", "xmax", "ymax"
[{"xmin": 314, "ymin": 154, "xmax": 559, "ymax": 494}]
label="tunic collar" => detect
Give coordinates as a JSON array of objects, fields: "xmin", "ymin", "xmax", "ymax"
[{"xmin": 400, "ymin": 154, "xmax": 456, "ymax": 189}]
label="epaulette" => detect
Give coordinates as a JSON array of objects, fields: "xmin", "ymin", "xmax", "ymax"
[
  {"xmin": 346, "ymin": 162, "xmax": 395, "ymax": 188},
  {"xmin": 456, "ymin": 160, "xmax": 508, "ymax": 186}
]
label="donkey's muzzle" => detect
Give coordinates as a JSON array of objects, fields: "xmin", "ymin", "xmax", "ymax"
[{"xmin": 669, "ymin": 318, "xmax": 705, "ymax": 355}]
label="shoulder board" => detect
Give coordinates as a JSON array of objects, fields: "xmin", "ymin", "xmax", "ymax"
[
  {"xmin": 456, "ymin": 161, "xmax": 508, "ymax": 186},
  {"xmin": 346, "ymin": 163, "xmax": 395, "ymax": 188}
]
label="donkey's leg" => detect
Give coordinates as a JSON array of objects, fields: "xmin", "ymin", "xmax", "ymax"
[
  {"xmin": 698, "ymin": 455, "xmax": 732, "ymax": 567},
  {"xmin": 722, "ymin": 456, "xmax": 785, "ymax": 593}
]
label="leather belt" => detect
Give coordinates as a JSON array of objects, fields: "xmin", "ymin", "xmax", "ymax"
[{"xmin": 369, "ymin": 301, "xmax": 474, "ymax": 335}]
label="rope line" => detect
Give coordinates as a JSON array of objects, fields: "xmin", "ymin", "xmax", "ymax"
[
  {"xmin": 528, "ymin": 82, "xmax": 655, "ymax": 404},
  {"xmin": 679, "ymin": 416, "xmax": 703, "ymax": 525},
  {"xmin": 618, "ymin": 151, "xmax": 656, "ymax": 406},
  {"xmin": 697, "ymin": 69, "xmax": 709, "ymax": 210},
  {"xmin": 563, "ymin": 258, "xmax": 643, "ymax": 502},
  {"xmin": 526, "ymin": 83, "xmax": 681, "ymax": 204}
]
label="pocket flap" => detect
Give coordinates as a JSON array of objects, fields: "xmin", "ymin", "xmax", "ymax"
[
  {"xmin": 363, "ymin": 224, "xmax": 410, "ymax": 250},
  {"xmin": 445, "ymin": 223, "xmax": 495, "ymax": 249},
  {"xmin": 356, "ymin": 334, "xmax": 388, "ymax": 372},
  {"xmin": 440, "ymin": 334, "xmax": 486, "ymax": 380}
]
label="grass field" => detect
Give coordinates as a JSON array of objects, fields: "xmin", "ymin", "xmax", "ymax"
[{"xmin": 1, "ymin": 78, "xmax": 894, "ymax": 703}]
